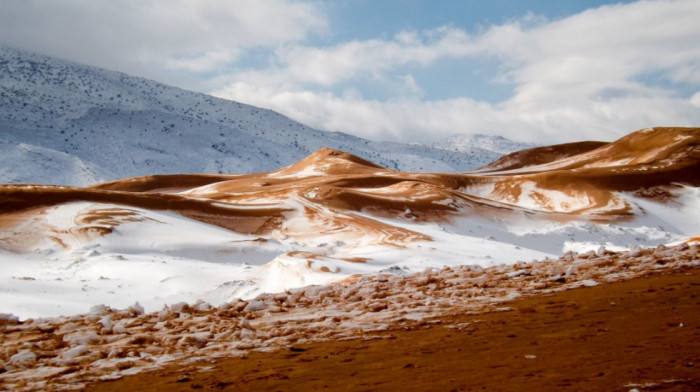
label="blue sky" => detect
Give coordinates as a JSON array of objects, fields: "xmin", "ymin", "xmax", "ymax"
[
  {"xmin": 319, "ymin": 0, "xmax": 638, "ymax": 103},
  {"xmin": 1, "ymin": 0, "xmax": 698, "ymax": 143},
  {"xmin": 323, "ymin": 1, "xmax": 634, "ymax": 42}
]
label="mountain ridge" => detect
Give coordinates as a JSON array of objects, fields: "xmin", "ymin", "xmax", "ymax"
[{"xmin": 432, "ymin": 133, "xmax": 538, "ymax": 155}]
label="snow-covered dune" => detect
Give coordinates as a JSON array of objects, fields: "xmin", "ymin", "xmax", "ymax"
[{"xmin": 0, "ymin": 127, "xmax": 698, "ymax": 319}]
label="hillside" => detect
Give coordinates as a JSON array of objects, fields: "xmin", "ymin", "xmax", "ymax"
[{"xmin": 0, "ymin": 46, "xmax": 529, "ymax": 186}]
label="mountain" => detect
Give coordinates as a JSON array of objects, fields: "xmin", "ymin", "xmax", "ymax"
[
  {"xmin": 0, "ymin": 46, "xmax": 523, "ymax": 186},
  {"xmin": 1, "ymin": 127, "xmax": 697, "ymax": 320},
  {"xmin": 432, "ymin": 133, "xmax": 536, "ymax": 155}
]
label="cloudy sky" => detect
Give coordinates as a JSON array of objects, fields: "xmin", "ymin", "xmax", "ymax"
[{"xmin": 1, "ymin": 0, "xmax": 699, "ymax": 143}]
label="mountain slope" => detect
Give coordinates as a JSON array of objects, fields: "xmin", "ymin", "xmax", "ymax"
[
  {"xmin": 0, "ymin": 139, "xmax": 112, "ymax": 186},
  {"xmin": 0, "ymin": 46, "xmax": 527, "ymax": 186}
]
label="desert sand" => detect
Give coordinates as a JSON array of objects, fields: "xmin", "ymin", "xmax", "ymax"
[{"xmin": 87, "ymin": 266, "xmax": 699, "ymax": 392}]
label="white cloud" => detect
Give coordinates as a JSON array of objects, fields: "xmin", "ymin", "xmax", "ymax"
[
  {"xmin": 691, "ymin": 92, "xmax": 700, "ymax": 108},
  {"xmin": 0, "ymin": 0, "xmax": 326, "ymax": 82},
  {"xmin": 166, "ymin": 50, "xmax": 240, "ymax": 73},
  {"xmin": 256, "ymin": 27, "xmax": 477, "ymax": 87},
  {"xmin": 2, "ymin": 0, "xmax": 697, "ymax": 144},
  {"xmin": 216, "ymin": 81, "xmax": 698, "ymax": 143},
  {"xmin": 213, "ymin": 0, "xmax": 700, "ymax": 143},
  {"xmin": 492, "ymin": 0, "xmax": 700, "ymax": 101}
]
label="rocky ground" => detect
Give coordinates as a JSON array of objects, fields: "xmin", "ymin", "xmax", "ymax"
[{"xmin": 1, "ymin": 242, "xmax": 698, "ymax": 391}]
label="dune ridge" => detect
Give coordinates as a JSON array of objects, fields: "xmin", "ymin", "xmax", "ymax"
[{"xmin": 2, "ymin": 127, "xmax": 697, "ymax": 226}]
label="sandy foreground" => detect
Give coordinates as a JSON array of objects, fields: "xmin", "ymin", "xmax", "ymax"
[
  {"xmin": 88, "ymin": 266, "xmax": 699, "ymax": 392},
  {"xmin": 1, "ymin": 242, "xmax": 698, "ymax": 391}
]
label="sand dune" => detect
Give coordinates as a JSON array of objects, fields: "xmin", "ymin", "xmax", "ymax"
[
  {"xmin": 2, "ymin": 127, "xmax": 697, "ymax": 231},
  {"xmin": 0, "ymin": 127, "xmax": 697, "ymax": 317},
  {"xmin": 474, "ymin": 140, "xmax": 609, "ymax": 172}
]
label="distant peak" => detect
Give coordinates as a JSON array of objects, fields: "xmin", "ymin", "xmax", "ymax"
[{"xmin": 432, "ymin": 133, "xmax": 536, "ymax": 155}]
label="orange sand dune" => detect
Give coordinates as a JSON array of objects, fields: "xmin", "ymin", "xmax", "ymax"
[
  {"xmin": 478, "ymin": 127, "xmax": 699, "ymax": 175},
  {"xmin": 1, "ymin": 127, "xmax": 698, "ymax": 241},
  {"xmin": 89, "ymin": 174, "xmax": 240, "ymax": 193},
  {"xmin": 475, "ymin": 140, "xmax": 609, "ymax": 172},
  {"xmin": 460, "ymin": 127, "xmax": 699, "ymax": 215}
]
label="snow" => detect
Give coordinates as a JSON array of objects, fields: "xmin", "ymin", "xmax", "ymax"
[
  {"xmin": 9, "ymin": 350, "xmax": 36, "ymax": 367},
  {"xmin": 0, "ymin": 200, "xmax": 521, "ymax": 319},
  {"xmin": 0, "ymin": 202, "xmax": 292, "ymax": 318},
  {"xmin": 243, "ymin": 300, "xmax": 267, "ymax": 312},
  {"xmin": 432, "ymin": 133, "xmax": 536, "ymax": 155},
  {"xmin": 270, "ymin": 166, "xmax": 327, "ymax": 179},
  {"xmin": 63, "ymin": 331, "xmax": 99, "ymax": 347},
  {"xmin": 129, "ymin": 302, "xmax": 145, "ymax": 316},
  {"xmin": 98, "ymin": 315, "xmax": 112, "ymax": 330},
  {"xmin": 57, "ymin": 345, "xmax": 89, "ymax": 362},
  {"xmin": 514, "ymin": 181, "xmax": 594, "ymax": 212},
  {"xmin": 112, "ymin": 323, "xmax": 127, "ymax": 334},
  {"xmin": 0, "ymin": 140, "xmax": 111, "ymax": 186},
  {"xmin": 579, "ymin": 280, "xmax": 599, "ymax": 287},
  {"xmin": 1, "ymin": 185, "xmax": 697, "ymax": 320}
]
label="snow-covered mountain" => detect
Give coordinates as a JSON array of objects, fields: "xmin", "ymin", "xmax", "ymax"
[
  {"xmin": 0, "ymin": 46, "xmax": 522, "ymax": 186},
  {"xmin": 432, "ymin": 133, "xmax": 536, "ymax": 155}
]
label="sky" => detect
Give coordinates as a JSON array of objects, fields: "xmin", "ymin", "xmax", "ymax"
[{"xmin": 1, "ymin": 0, "xmax": 699, "ymax": 144}]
